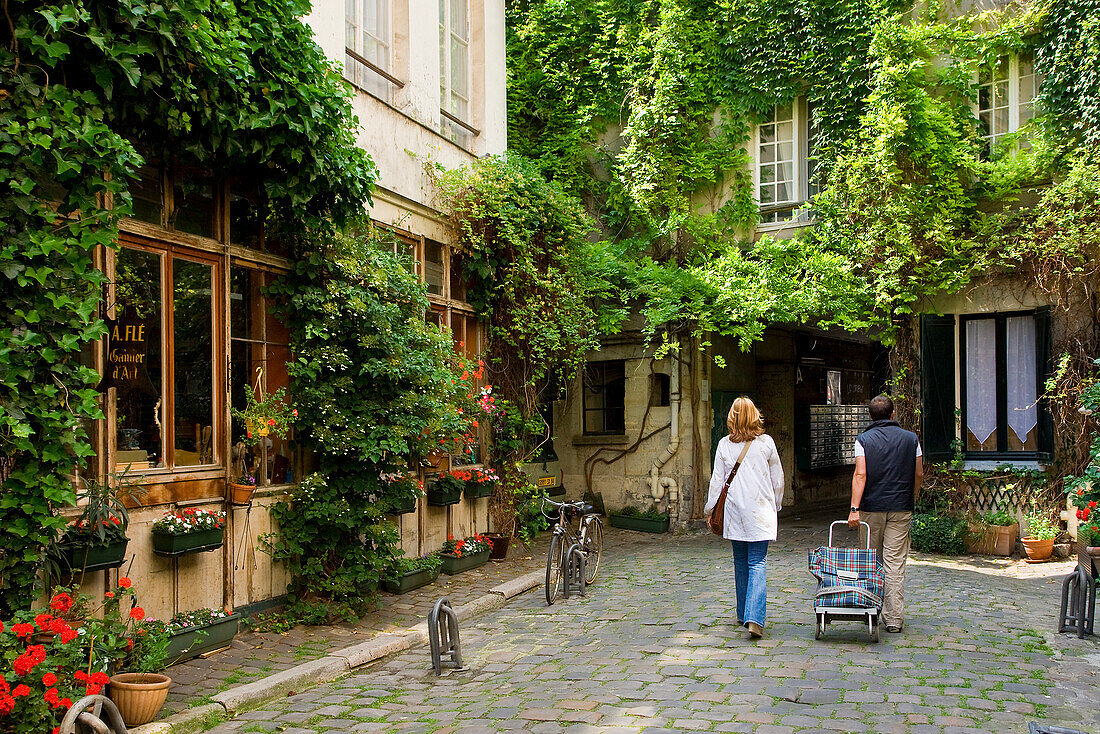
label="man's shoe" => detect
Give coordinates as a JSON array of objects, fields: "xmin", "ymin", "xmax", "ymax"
[
  {"xmin": 885, "ymin": 625, "xmax": 903, "ymax": 633},
  {"xmin": 746, "ymin": 622, "xmax": 764, "ymax": 638}
]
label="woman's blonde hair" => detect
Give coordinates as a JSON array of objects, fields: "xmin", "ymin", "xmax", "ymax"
[{"xmin": 727, "ymin": 396, "xmax": 765, "ymax": 442}]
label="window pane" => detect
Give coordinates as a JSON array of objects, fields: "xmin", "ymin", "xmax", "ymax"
[
  {"xmin": 173, "ymin": 258, "xmax": 215, "ymax": 466},
  {"xmin": 113, "ymin": 248, "xmax": 164, "ymax": 470},
  {"xmin": 450, "ymin": 0, "xmax": 468, "ymax": 41},
  {"xmin": 450, "ymin": 253, "xmax": 467, "ymax": 302},
  {"xmin": 425, "ymin": 240, "xmax": 444, "ymax": 296},
  {"xmin": 759, "ymin": 123, "xmax": 775, "ymax": 144},
  {"xmin": 776, "ymin": 162, "xmax": 793, "ymax": 183},
  {"xmin": 759, "ymin": 144, "xmax": 775, "ymax": 164},
  {"xmin": 775, "ymin": 102, "xmax": 792, "ymax": 122},
  {"xmin": 229, "ymin": 189, "xmax": 262, "ymax": 249},
  {"xmin": 266, "ymin": 345, "xmax": 294, "ymax": 485},
  {"xmin": 1006, "ymin": 316, "xmax": 1037, "ymax": 451},
  {"xmin": 760, "ymin": 164, "xmax": 775, "ymax": 184},
  {"xmin": 759, "ymin": 185, "xmax": 775, "ymax": 204},
  {"xmin": 777, "ymin": 141, "xmax": 793, "ymax": 163},
  {"xmin": 451, "ymin": 38, "xmax": 468, "ymax": 98},
  {"xmin": 776, "ymin": 121, "xmax": 793, "ymax": 142},
  {"xmin": 230, "ymin": 266, "xmax": 260, "ymax": 341},
  {"xmin": 130, "ymin": 166, "xmax": 162, "ymax": 225},
  {"xmin": 173, "ymin": 177, "xmax": 215, "ymax": 239},
  {"xmin": 776, "ymin": 182, "xmax": 792, "ymax": 203},
  {"xmin": 965, "ymin": 319, "xmax": 997, "ymax": 451}
]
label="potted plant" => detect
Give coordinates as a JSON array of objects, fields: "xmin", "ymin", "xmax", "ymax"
[
  {"xmin": 52, "ymin": 470, "xmax": 145, "ymax": 574},
  {"xmin": 426, "ymin": 471, "xmax": 465, "ymax": 506},
  {"xmin": 110, "ymin": 616, "xmax": 172, "ymax": 727},
  {"xmin": 382, "ymin": 471, "xmax": 423, "ymax": 515},
  {"xmin": 463, "ymin": 467, "xmax": 498, "ymax": 500},
  {"xmin": 151, "ymin": 508, "xmax": 226, "ymax": 556},
  {"xmin": 609, "ymin": 505, "xmax": 670, "ymax": 533},
  {"xmin": 383, "ymin": 553, "xmax": 443, "ymax": 593},
  {"xmin": 157, "ymin": 608, "xmax": 240, "ymax": 665},
  {"xmin": 232, "ymin": 381, "xmax": 296, "ymax": 445},
  {"xmin": 228, "ymin": 467, "xmax": 258, "ymax": 506},
  {"xmin": 440, "ymin": 534, "xmax": 491, "ymax": 574},
  {"xmin": 966, "ymin": 508, "xmax": 1017, "ymax": 556},
  {"xmin": 1021, "ymin": 511, "xmax": 1059, "ymax": 562}
]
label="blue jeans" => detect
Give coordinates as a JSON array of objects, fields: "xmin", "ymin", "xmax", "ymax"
[{"xmin": 731, "ymin": 540, "xmax": 769, "ymax": 627}]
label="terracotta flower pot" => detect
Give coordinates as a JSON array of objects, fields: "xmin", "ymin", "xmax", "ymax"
[
  {"xmin": 108, "ymin": 672, "xmax": 171, "ymax": 726},
  {"xmin": 1021, "ymin": 537, "xmax": 1054, "ymax": 562},
  {"xmin": 229, "ymin": 482, "xmax": 256, "ymax": 505}
]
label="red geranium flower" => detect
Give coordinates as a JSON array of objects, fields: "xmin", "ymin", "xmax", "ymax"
[
  {"xmin": 11, "ymin": 623, "xmax": 33, "ymax": 639},
  {"xmin": 41, "ymin": 673, "xmax": 57, "ymax": 687},
  {"xmin": 49, "ymin": 592, "xmax": 74, "ymax": 613},
  {"xmin": 105, "ymin": 591, "xmax": 114, "ymax": 598},
  {"xmin": 11, "ymin": 685, "xmax": 29, "ymax": 698},
  {"xmin": 118, "ymin": 577, "xmax": 132, "ymax": 588},
  {"xmin": 130, "ymin": 606, "xmax": 145, "ymax": 620},
  {"xmin": 34, "ymin": 613, "xmax": 53, "ymax": 630}
]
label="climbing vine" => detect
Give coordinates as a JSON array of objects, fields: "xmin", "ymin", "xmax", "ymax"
[{"xmin": 0, "ymin": 0, "xmax": 374, "ymax": 614}]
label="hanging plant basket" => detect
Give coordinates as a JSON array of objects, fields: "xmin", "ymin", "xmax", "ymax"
[
  {"xmin": 152, "ymin": 528, "xmax": 225, "ymax": 557},
  {"xmin": 464, "ymin": 482, "xmax": 494, "ymax": 500},
  {"xmin": 57, "ymin": 540, "xmax": 129, "ymax": 573}
]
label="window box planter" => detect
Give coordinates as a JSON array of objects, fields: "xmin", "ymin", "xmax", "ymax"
[
  {"xmin": 382, "ymin": 566, "xmax": 439, "ymax": 594},
  {"xmin": 164, "ymin": 614, "xmax": 241, "ymax": 666},
  {"xmin": 152, "ymin": 528, "xmax": 225, "ymax": 557},
  {"xmin": 966, "ymin": 522, "xmax": 1017, "ymax": 556},
  {"xmin": 58, "ymin": 540, "xmax": 129, "ymax": 573},
  {"xmin": 440, "ymin": 549, "xmax": 490, "ymax": 575},
  {"xmin": 609, "ymin": 513, "xmax": 669, "ymax": 534},
  {"xmin": 464, "ymin": 483, "xmax": 494, "ymax": 500},
  {"xmin": 426, "ymin": 485, "xmax": 463, "ymax": 506},
  {"xmin": 387, "ymin": 495, "xmax": 419, "ymax": 515}
]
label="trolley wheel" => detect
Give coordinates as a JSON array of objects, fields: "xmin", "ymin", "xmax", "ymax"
[
  {"xmin": 870, "ymin": 615, "xmax": 880, "ymax": 643},
  {"xmin": 814, "ymin": 613, "xmax": 824, "ymax": 640}
]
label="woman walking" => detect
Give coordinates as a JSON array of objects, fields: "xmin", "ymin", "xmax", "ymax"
[{"xmin": 704, "ymin": 396, "xmax": 785, "ymax": 638}]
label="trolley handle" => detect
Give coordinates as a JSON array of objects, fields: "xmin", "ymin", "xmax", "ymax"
[{"xmin": 829, "ymin": 520, "xmax": 871, "ymax": 549}]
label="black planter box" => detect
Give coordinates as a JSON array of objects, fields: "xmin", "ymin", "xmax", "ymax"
[
  {"xmin": 382, "ymin": 566, "xmax": 439, "ymax": 594},
  {"xmin": 441, "ymin": 549, "xmax": 490, "ymax": 575},
  {"xmin": 463, "ymin": 483, "xmax": 494, "ymax": 500},
  {"xmin": 609, "ymin": 514, "xmax": 669, "ymax": 533},
  {"xmin": 164, "ymin": 614, "xmax": 241, "ymax": 666},
  {"xmin": 387, "ymin": 495, "xmax": 418, "ymax": 515},
  {"xmin": 426, "ymin": 485, "xmax": 462, "ymax": 506},
  {"xmin": 152, "ymin": 528, "xmax": 225, "ymax": 557},
  {"xmin": 58, "ymin": 540, "xmax": 129, "ymax": 573}
]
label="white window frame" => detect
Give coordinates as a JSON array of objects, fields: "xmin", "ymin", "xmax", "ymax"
[
  {"xmin": 752, "ymin": 97, "xmax": 815, "ymax": 231},
  {"xmin": 439, "ymin": 0, "xmax": 472, "ymax": 144},
  {"xmin": 345, "ymin": 0, "xmax": 392, "ymax": 102},
  {"xmin": 975, "ymin": 53, "xmax": 1039, "ymax": 152}
]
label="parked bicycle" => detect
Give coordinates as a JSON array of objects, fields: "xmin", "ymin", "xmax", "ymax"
[{"xmin": 542, "ymin": 496, "xmax": 604, "ymax": 605}]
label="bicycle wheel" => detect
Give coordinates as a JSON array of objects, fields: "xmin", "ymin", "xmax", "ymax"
[
  {"xmin": 581, "ymin": 516, "xmax": 603, "ymax": 584},
  {"xmin": 545, "ymin": 531, "xmax": 565, "ymax": 605}
]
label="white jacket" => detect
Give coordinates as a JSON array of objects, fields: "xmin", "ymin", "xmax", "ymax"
[{"xmin": 703, "ymin": 434, "xmax": 785, "ymax": 542}]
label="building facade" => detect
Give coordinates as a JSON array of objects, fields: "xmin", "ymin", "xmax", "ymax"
[{"xmin": 70, "ymin": 0, "xmax": 506, "ymax": 620}]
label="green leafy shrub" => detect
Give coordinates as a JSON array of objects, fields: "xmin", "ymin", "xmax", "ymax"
[
  {"xmin": 1024, "ymin": 512, "xmax": 1059, "ymax": 541},
  {"xmin": 614, "ymin": 506, "xmax": 669, "ymax": 522},
  {"xmin": 910, "ymin": 514, "xmax": 968, "ymax": 554},
  {"xmin": 978, "ymin": 508, "xmax": 1016, "ymax": 527}
]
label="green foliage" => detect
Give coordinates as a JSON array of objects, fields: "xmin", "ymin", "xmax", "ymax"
[
  {"xmin": 910, "ymin": 513, "xmax": 968, "ymax": 554},
  {"xmin": 978, "ymin": 508, "xmax": 1016, "ymax": 527},
  {"xmin": 1034, "ymin": 0, "xmax": 1100, "ymax": 151},
  {"xmin": 614, "ymin": 506, "xmax": 669, "ymax": 521},
  {"xmin": 0, "ymin": 0, "xmax": 375, "ymax": 615},
  {"xmin": 385, "ymin": 552, "xmax": 443, "ymax": 581},
  {"xmin": 1024, "ymin": 511, "xmax": 1059, "ymax": 540},
  {"xmin": 265, "ymin": 226, "xmax": 474, "ymax": 620}
]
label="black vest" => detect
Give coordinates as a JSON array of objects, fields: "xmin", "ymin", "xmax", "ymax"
[{"xmin": 857, "ymin": 420, "xmax": 918, "ymax": 512}]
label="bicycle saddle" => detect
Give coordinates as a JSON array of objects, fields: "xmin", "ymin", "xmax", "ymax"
[{"xmin": 567, "ymin": 503, "xmax": 595, "ymax": 516}]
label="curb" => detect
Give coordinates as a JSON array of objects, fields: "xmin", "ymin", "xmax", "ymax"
[{"xmin": 132, "ymin": 569, "xmax": 544, "ymax": 733}]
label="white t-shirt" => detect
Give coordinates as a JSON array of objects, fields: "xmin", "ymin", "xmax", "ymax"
[{"xmin": 854, "ymin": 440, "xmax": 922, "ymax": 458}]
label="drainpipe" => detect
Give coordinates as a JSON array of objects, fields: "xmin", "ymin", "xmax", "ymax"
[{"xmin": 649, "ymin": 357, "xmax": 681, "ymax": 522}]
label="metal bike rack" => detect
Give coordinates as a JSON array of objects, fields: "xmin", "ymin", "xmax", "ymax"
[
  {"xmin": 60, "ymin": 695, "xmax": 128, "ymax": 733},
  {"xmin": 428, "ymin": 597, "xmax": 463, "ymax": 675},
  {"xmin": 562, "ymin": 544, "xmax": 586, "ymax": 599},
  {"xmin": 1058, "ymin": 565, "xmax": 1095, "ymax": 638}
]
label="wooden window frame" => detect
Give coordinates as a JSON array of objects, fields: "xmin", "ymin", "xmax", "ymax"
[{"xmin": 582, "ymin": 360, "xmax": 627, "ymax": 436}]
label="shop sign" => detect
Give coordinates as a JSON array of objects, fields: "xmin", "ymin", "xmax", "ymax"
[{"xmin": 98, "ymin": 308, "xmax": 157, "ymax": 395}]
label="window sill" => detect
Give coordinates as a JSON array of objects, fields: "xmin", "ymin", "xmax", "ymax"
[
  {"xmin": 956, "ymin": 459, "xmax": 1049, "ymax": 472},
  {"xmin": 573, "ymin": 434, "xmax": 630, "ymax": 446}
]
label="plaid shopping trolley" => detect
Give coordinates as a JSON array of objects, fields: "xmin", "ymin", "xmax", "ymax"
[{"xmin": 808, "ymin": 520, "xmax": 884, "ymax": 642}]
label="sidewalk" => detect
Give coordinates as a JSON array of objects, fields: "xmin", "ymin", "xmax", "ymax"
[{"xmin": 137, "ymin": 526, "xmax": 663, "ymax": 732}]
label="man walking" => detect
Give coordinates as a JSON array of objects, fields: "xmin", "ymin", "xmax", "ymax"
[{"xmin": 848, "ymin": 395, "xmax": 923, "ymax": 633}]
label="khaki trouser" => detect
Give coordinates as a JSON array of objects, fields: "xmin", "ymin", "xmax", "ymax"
[{"xmin": 861, "ymin": 511, "xmax": 912, "ymax": 628}]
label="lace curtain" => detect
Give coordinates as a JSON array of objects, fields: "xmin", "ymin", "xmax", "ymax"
[
  {"xmin": 1006, "ymin": 316, "xmax": 1037, "ymax": 446},
  {"xmin": 965, "ymin": 319, "xmax": 997, "ymax": 447}
]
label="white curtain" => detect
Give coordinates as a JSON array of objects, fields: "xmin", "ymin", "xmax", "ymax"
[
  {"xmin": 1006, "ymin": 316, "xmax": 1037, "ymax": 446},
  {"xmin": 966, "ymin": 319, "xmax": 997, "ymax": 447}
]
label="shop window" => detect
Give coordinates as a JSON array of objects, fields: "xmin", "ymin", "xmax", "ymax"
[
  {"xmin": 424, "ymin": 240, "xmax": 445, "ymax": 296},
  {"xmin": 111, "ymin": 245, "xmax": 219, "ymax": 471},
  {"xmin": 172, "ymin": 173, "xmax": 216, "ymax": 239},
  {"xmin": 583, "ymin": 360, "xmax": 626, "ymax": 435},
  {"xmin": 230, "ymin": 266, "xmax": 295, "ymax": 486},
  {"xmin": 650, "ymin": 373, "xmax": 670, "ymax": 407},
  {"xmin": 229, "ymin": 187, "xmax": 263, "ymax": 250}
]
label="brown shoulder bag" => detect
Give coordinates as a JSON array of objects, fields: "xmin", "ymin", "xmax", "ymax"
[{"xmin": 708, "ymin": 439, "xmax": 753, "ymax": 535}]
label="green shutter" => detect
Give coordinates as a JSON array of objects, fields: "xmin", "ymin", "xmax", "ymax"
[
  {"xmin": 920, "ymin": 314, "xmax": 956, "ymax": 462},
  {"xmin": 1035, "ymin": 306, "xmax": 1054, "ymax": 461}
]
